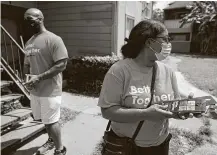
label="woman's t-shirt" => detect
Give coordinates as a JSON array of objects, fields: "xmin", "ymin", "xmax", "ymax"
[{"xmin": 98, "ymin": 58, "xmax": 179, "ymax": 147}]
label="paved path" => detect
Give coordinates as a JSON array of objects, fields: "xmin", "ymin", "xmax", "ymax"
[{"xmin": 13, "ymin": 56, "xmax": 217, "ymax": 155}]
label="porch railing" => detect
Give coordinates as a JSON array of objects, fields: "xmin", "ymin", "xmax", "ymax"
[{"xmin": 1, "ymin": 24, "xmax": 30, "ymax": 99}]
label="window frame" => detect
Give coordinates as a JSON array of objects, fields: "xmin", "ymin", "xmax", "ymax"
[
  {"xmin": 169, "ymin": 33, "xmax": 191, "ymax": 41},
  {"xmin": 125, "ymin": 14, "xmax": 135, "ymax": 40}
]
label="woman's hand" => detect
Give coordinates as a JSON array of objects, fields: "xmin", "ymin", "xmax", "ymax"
[
  {"xmin": 173, "ymin": 92, "xmax": 195, "ymax": 120},
  {"xmin": 145, "ymin": 104, "xmax": 174, "ymax": 121}
]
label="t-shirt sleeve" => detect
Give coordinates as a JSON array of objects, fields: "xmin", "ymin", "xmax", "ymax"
[
  {"xmin": 98, "ymin": 66, "xmax": 124, "ymax": 108},
  {"xmin": 52, "ymin": 37, "xmax": 69, "ymax": 62}
]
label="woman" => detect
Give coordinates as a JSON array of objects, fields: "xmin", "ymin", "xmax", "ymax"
[{"xmin": 98, "ymin": 19, "xmax": 193, "ymax": 155}]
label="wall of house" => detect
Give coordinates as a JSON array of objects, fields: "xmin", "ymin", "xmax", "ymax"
[
  {"xmin": 37, "ymin": 1, "xmax": 114, "ymax": 57},
  {"xmin": 116, "ymin": 1, "xmax": 152, "ymax": 57},
  {"xmin": 1, "ymin": 2, "xmax": 37, "ymax": 63},
  {"xmin": 164, "ymin": 8, "xmax": 193, "ymax": 53},
  {"xmin": 1, "ymin": 1, "xmax": 37, "ymax": 8}
]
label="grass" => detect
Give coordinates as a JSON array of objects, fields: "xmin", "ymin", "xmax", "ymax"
[
  {"xmin": 59, "ymin": 106, "xmax": 79, "ymax": 127},
  {"xmin": 172, "ymin": 54, "xmax": 217, "ymax": 97},
  {"xmin": 91, "ymin": 125, "xmax": 214, "ymax": 155}
]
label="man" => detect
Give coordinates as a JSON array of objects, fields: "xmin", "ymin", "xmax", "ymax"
[{"xmin": 23, "ymin": 8, "xmax": 68, "ymax": 155}]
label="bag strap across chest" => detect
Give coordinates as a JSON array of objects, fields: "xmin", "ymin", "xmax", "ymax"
[{"xmin": 105, "ymin": 62, "xmax": 157, "ymax": 141}]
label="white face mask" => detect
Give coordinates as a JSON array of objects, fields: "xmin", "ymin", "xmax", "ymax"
[
  {"xmin": 155, "ymin": 42, "xmax": 172, "ymax": 61},
  {"xmin": 148, "ymin": 40, "xmax": 172, "ymax": 61}
]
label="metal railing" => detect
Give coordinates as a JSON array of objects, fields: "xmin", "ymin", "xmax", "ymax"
[{"xmin": 1, "ymin": 24, "xmax": 30, "ymax": 99}]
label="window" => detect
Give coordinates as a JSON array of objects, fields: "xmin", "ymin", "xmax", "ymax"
[
  {"xmin": 125, "ymin": 15, "xmax": 135, "ymax": 39},
  {"xmin": 176, "ymin": 12, "xmax": 187, "ymax": 19},
  {"xmin": 169, "ymin": 33, "xmax": 190, "ymax": 41},
  {"xmin": 165, "ymin": 10, "xmax": 189, "ymax": 20},
  {"xmin": 142, "ymin": 2, "xmax": 151, "ymax": 18}
]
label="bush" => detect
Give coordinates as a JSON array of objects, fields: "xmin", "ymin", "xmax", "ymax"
[{"xmin": 63, "ymin": 54, "xmax": 121, "ymax": 96}]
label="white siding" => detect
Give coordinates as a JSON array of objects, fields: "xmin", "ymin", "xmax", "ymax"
[
  {"xmin": 1, "ymin": 1, "xmax": 37, "ymax": 8},
  {"xmin": 116, "ymin": 1, "xmax": 151, "ymax": 57},
  {"xmin": 38, "ymin": 1, "xmax": 114, "ymax": 57},
  {"xmin": 164, "ymin": 20, "xmax": 193, "ymax": 31}
]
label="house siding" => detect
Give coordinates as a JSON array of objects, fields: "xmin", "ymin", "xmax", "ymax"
[
  {"xmin": 116, "ymin": 1, "xmax": 152, "ymax": 57},
  {"xmin": 37, "ymin": 1, "xmax": 114, "ymax": 57},
  {"xmin": 1, "ymin": 1, "xmax": 37, "ymax": 8}
]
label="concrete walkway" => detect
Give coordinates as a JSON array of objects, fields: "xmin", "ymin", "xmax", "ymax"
[{"xmin": 13, "ymin": 56, "xmax": 217, "ymax": 155}]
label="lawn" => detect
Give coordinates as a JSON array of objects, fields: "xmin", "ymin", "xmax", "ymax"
[
  {"xmin": 172, "ymin": 54, "xmax": 217, "ymax": 97},
  {"xmin": 92, "ymin": 118, "xmax": 216, "ymax": 155}
]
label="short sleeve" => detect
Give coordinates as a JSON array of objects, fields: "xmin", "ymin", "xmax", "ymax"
[
  {"xmin": 98, "ymin": 70, "xmax": 124, "ymax": 108},
  {"xmin": 52, "ymin": 37, "xmax": 68, "ymax": 62}
]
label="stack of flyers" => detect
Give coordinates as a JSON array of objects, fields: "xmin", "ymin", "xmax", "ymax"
[{"xmin": 161, "ymin": 98, "xmax": 208, "ymax": 114}]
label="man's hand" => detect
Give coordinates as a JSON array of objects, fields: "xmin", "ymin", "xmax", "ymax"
[{"xmin": 24, "ymin": 74, "xmax": 40, "ymax": 90}]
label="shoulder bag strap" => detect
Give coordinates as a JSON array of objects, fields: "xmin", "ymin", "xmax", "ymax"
[
  {"xmin": 131, "ymin": 62, "xmax": 157, "ymax": 140},
  {"xmin": 105, "ymin": 62, "xmax": 157, "ymax": 135}
]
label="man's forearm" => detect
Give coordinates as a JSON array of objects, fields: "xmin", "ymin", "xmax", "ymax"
[
  {"xmin": 101, "ymin": 106, "xmax": 147, "ymax": 123},
  {"xmin": 38, "ymin": 65, "xmax": 64, "ymax": 81},
  {"xmin": 38, "ymin": 61, "xmax": 67, "ymax": 81}
]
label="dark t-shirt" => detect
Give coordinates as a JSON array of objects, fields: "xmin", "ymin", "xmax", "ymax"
[{"xmin": 24, "ymin": 31, "xmax": 68, "ymax": 97}]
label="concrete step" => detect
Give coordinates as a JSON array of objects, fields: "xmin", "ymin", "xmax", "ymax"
[
  {"xmin": 1, "ymin": 117, "xmax": 45, "ymax": 153},
  {"xmin": 1, "ymin": 80, "xmax": 13, "ymax": 89},
  {"xmin": 1, "ymin": 94, "xmax": 24, "ymax": 115},
  {"xmin": 1, "ymin": 94, "xmax": 23, "ymax": 104},
  {"xmin": 1, "ymin": 108, "xmax": 32, "ymax": 130}
]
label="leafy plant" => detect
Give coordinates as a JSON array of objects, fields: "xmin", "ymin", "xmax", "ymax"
[
  {"xmin": 152, "ymin": 8, "xmax": 164, "ymax": 23},
  {"xmin": 180, "ymin": 1, "xmax": 217, "ymax": 55},
  {"xmin": 63, "ymin": 55, "xmax": 121, "ymax": 96}
]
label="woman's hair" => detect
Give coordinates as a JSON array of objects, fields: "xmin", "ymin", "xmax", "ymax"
[{"xmin": 121, "ymin": 19, "xmax": 167, "ymax": 58}]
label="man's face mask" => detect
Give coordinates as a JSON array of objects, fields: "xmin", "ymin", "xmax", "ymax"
[
  {"xmin": 147, "ymin": 38, "xmax": 172, "ymax": 61},
  {"xmin": 24, "ymin": 15, "xmax": 41, "ymax": 32}
]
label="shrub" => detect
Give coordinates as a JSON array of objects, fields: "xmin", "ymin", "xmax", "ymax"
[{"xmin": 63, "ymin": 54, "xmax": 121, "ymax": 96}]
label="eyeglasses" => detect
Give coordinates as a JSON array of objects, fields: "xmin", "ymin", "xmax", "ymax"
[{"xmin": 155, "ymin": 36, "xmax": 171, "ymax": 43}]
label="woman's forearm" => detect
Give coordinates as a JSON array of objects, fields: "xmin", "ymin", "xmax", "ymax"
[{"xmin": 101, "ymin": 106, "xmax": 147, "ymax": 123}]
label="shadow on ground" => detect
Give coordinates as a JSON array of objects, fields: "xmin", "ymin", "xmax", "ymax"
[
  {"xmin": 171, "ymin": 53, "xmax": 217, "ymax": 59},
  {"xmin": 7, "ymin": 147, "xmax": 39, "ymax": 155}
]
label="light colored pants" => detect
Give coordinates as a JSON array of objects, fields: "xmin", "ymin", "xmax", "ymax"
[{"xmin": 30, "ymin": 94, "xmax": 61, "ymax": 124}]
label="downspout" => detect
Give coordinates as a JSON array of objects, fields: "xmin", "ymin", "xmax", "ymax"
[
  {"xmin": 112, "ymin": 1, "xmax": 118, "ymax": 56},
  {"xmin": 151, "ymin": 1, "xmax": 154, "ymax": 19}
]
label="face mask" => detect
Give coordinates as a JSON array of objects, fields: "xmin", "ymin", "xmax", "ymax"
[
  {"xmin": 148, "ymin": 40, "xmax": 172, "ymax": 61},
  {"xmin": 24, "ymin": 17, "xmax": 40, "ymax": 32},
  {"xmin": 155, "ymin": 42, "xmax": 172, "ymax": 61}
]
